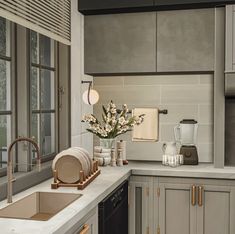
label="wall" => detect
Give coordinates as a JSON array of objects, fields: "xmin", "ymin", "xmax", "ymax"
[
  {"xmin": 94, "ymin": 74, "xmax": 214, "ymax": 162},
  {"xmin": 71, "ymin": 0, "xmax": 93, "ymax": 154}
]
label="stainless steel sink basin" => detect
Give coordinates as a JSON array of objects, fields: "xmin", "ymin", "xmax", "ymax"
[{"xmin": 0, "ymin": 192, "xmax": 82, "ymax": 221}]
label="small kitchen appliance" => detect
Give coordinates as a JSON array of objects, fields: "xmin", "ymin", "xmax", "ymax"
[{"xmin": 174, "ymin": 119, "xmax": 199, "ymax": 165}]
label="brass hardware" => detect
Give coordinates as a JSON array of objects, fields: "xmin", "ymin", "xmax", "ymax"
[
  {"xmin": 146, "ymin": 187, "xmax": 149, "ymax": 197},
  {"xmin": 157, "ymin": 187, "xmax": 160, "ymax": 197},
  {"xmin": 146, "ymin": 226, "xmax": 150, "ymax": 234},
  {"xmin": 191, "ymin": 185, "xmax": 196, "ymax": 206},
  {"xmin": 198, "ymin": 186, "xmax": 203, "ymax": 207},
  {"xmin": 59, "ymin": 86, "xmax": 65, "ymax": 111},
  {"xmin": 157, "ymin": 225, "xmax": 160, "ymax": 234},
  {"xmin": 80, "ymin": 224, "xmax": 90, "ymax": 234}
]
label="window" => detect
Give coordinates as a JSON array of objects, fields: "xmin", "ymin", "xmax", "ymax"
[
  {"xmin": 30, "ymin": 31, "xmax": 57, "ymax": 160},
  {"xmin": 0, "ymin": 17, "xmax": 12, "ymax": 171},
  {"xmin": 0, "ymin": 20, "xmax": 70, "ymax": 193}
]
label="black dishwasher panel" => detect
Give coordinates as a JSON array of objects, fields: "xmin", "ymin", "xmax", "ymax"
[{"xmin": 98, "ymin": 180, "xmax": 128, "ymax": 234}]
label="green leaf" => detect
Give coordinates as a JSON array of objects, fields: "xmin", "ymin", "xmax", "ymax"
[{"xmin": 102, "ymin": 105, "xmax": 107, "ymax": 116}]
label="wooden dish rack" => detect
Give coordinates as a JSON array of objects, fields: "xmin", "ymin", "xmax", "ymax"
[{"xmin": 51, "ymin": 160, "xmax": 101, "ymax": 190}]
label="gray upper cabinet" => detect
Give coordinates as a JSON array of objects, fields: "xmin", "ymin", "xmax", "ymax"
[
  {"xmin": 84, "ymin": 12, "xmax": 157, "ymax": 74},
  {"xmin": 156, "ymin": 8, "xmax": 215, "ymax": 72},
  {"xmin": 225, "ymin": 5, "xmax": 235, "ymax": 72}
]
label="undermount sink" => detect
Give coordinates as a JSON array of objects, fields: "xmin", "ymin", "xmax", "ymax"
[{"xmin": 0, "ymin": 192, "xmax": 82, "ymax": 221}]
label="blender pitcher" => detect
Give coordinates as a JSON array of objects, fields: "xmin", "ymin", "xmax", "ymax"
[{"xmin": 174, "ymin": 119, "xmax": 198, "ymax": 146}]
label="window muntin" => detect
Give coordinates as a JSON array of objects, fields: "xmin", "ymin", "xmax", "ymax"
[{"xmin": 30, "ymin": 31, "xmax": 57, "ymax": 159}]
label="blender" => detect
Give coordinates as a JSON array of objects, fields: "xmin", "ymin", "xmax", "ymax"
[{"xmin": 174, "ymin": 119, "xmax": 198, "ymax": 165}]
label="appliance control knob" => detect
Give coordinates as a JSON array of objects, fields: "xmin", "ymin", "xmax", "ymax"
[{"xmin": 185, "ymin": 152, "xmax": 191, "ymax": 157}]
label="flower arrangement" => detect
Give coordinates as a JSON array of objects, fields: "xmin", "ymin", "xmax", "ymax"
[{"xmin": 82, "ymin": 100, "xmax": 144, "ymax": 139}]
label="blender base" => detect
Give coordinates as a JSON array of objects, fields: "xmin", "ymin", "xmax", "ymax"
[{"xmin": 180, "ymin": 145, "xmax": 198, "ymax": 165}]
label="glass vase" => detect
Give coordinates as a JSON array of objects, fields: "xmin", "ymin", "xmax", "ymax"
[{"xmin": 100, "ymin": 138, "xmax": 116, "ymax": 149}]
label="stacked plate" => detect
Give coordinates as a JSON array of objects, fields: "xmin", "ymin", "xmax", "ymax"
[{"xmin": 52, "ymin": 147, "xmax": 93, "ymax": 184}]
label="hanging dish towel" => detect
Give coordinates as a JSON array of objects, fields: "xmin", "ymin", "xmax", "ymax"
[{"xmin": 132, "ymin": 108, "xmax": 159, "ymax": 142}]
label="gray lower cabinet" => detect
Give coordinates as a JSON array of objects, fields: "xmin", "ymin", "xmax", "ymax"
[
  {"xmin": 129, "ymin": 176, "xmax": 154, "ymax": 234},
  {"xmin": 129, "ymin": 176, "xmax": 235, "ymax": 234},
  {"xmin": 84, "ymin": 12, "xmax": 157, "ymax": 74},
  {"xmin": 156, "ymin": 8, "xmax": 215, "ymax": 72},
  {"xmin": 158, "ymin": 177, "xmax": 235, "ymax": 234},
  {"xmin": 158, "ymin": 178, "xmax": 197, "ymax": 234},
  {"xmin": 66, "ymin": 207, "xmax": 98, "ymax": 234}
]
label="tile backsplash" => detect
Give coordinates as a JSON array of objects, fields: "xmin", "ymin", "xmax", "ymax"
[{"xmin": 94, "ymin": 74, "xmax": 214, "ymax": 162}]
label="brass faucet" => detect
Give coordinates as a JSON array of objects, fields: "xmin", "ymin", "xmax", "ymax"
[{"xmin": 7, "ymin": 137, "xmax": 41, "ymax": 203}]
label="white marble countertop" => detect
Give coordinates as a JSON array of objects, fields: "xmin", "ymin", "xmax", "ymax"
[{"xmin": 1, "ymin": 161, "xmax": 235, "ymax": 234}]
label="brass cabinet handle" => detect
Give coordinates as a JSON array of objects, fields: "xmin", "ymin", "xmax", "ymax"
[
  {"xmin": 191, "ymin": 185, "xmax": 196, "ymax": 206},
  {"xmin": 80, "ymin": 224, "xmax": 90, "ymax": 234},
  {"xmin": 198, "ymin": 186, "xmax": 204, "ymax": 207}
]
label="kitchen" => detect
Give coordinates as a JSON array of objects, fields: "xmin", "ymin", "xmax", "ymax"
[{"xmin": 0, "ymin": 0, "xmax": 235, "ymax": 233}]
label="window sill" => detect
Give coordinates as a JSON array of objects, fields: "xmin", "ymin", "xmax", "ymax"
[{"xmin": 0, "ymin": 161, "xmax": 53, "ymax": 201}]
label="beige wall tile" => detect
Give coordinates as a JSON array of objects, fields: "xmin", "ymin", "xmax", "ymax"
[
  {"xmin": 94, "ymin": 76, "xmax": 124, "ymax": 86},
  {"xmin": 197, "ymin": 124, "xmax": 213, "ymax": 144},
  {"xmin": 197, "ymin": 143, "xmax": 213, "ymax": 162},
  {"xmin": 199, "ymin": 74, "xmax": 214, "ymax": 84},
  {"xmin": 199, "ymin": 104, "xmax": 213, "ymax": 124},
  {"xmin": 160, "ymin": 124, "xmax": 176, "ymax": 142},
  {"xmin": 161, "ymin": 85, "xmax": 213, "ymax": 104},
  {"xmin": 126, "ymin": 141, "xmax": 163, "ymax": 161},
  {"xmin": 159, "ymin": 104, "xmax": 198, "ymax": 124},
  {"xmin": 96, "ymin": 85, "xmax": 161, "ymax": 105},
  {"xmin": 93, "ymin": 74, "xmax": 214, "ymax": 163},
  {"xmin": 124, "ymin": 74, "xmax": 200, "ymax": 86}
]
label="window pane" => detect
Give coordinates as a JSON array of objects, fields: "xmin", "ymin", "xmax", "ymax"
[
  {"xmin": 31, "ymin": 67, "xmax": 39, "ymax": 110},
  {"xmin": 30, "ymin": 31, "xmax": 39, "ymax": 64},
  {"xmin": 31, "ymin": 113, "xmax": 40, "ymax": 159},
  {"xmin": 0, "ymin": 17, "xmax": 10, "ymax": 57},
  {"xmin": 0, "ymin": 115, "xmax": 11, "ymax": 168},
  {"xmin": 41, "ymin": 69, "xmax": 55, "ymax": 110},
  {"xmin": 40, "ymin": 35, "xmax": 54, "ymax": 67},
  {"xmin": 41, "ymin": 113, "xmax": 55, "ymax": 155},
  {"xmin": 0, "ymin": 59, "xmax": 11, "ymax": 111}
]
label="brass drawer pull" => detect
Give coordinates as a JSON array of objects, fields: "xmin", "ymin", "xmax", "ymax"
[
  {"xmin": 198, "ymin": 186, "xmax": 203, "ymax": 207},
  {"xmin": 191, "ymin": 185, "xmax": 196, "ymax": 206},
  {"xmin": 80, "ymin": 224, "xmax": 90, "ymax": 234}
]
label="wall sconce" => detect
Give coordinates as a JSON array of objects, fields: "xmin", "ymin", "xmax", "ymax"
[{"xmin": 81, "ymin": 80, "xmax": 99, "ymax": 105}]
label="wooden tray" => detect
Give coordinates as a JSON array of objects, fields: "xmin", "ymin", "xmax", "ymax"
[{"xmin": 51, "ymin": 160, "xmax": 100, "ymax": 190}]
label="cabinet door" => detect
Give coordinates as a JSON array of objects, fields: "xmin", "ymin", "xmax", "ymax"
[
  {"xmin": 157, "ymin": 8, "xmax": 215, "ymax": 72},
  {"xmin": 84, "ymin": 12, "xmax": 157, "ymax": 74},
  {"xmin": 158, "ymin": 181, "xmax": 197, "ymax": 234},
  {"xmin": 225, "ymin": 5, "xmax": 235, "ymax": 72},
  {"xmin": 196, "ymin": 185, "xmax": 235, "ymax": 234},
  {"xmin": 72, "ymin": 208, "xmax": 98, "ymax": 234},
  {"xmin": 129, "ymin": 176, "xmax": 154, "ymax": 234}
]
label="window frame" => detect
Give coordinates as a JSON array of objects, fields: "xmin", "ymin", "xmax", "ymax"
[
  {"xmin": 0, "ymin": 20, "xmax": 16, "ymax": 177},
  {"xmin": 29, "ymin": 31, "xmax": 59, "ymax": 163}
]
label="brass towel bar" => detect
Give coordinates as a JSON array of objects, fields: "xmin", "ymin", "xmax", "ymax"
[{"xmin": 116, "ymin": 109, "xmax": 168, "ymax": 115}]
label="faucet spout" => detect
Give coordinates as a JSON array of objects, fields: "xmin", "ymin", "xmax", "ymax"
[{"xmin": 7, "ymin": 137, "xmax": 41, "ymax": 203}]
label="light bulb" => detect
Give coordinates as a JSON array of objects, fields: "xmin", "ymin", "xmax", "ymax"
[{"xmin": 82, "ymin": 89, "xmax": 99, "ymax": 105}]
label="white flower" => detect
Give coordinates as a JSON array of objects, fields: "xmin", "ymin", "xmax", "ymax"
[
  {"xmin": 118, "ymin": 117, "xmax": 126, "ymax": 125},
  {"xmin": 105, "ymin": 124, "xmax": 112, "ymax": 133}
]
